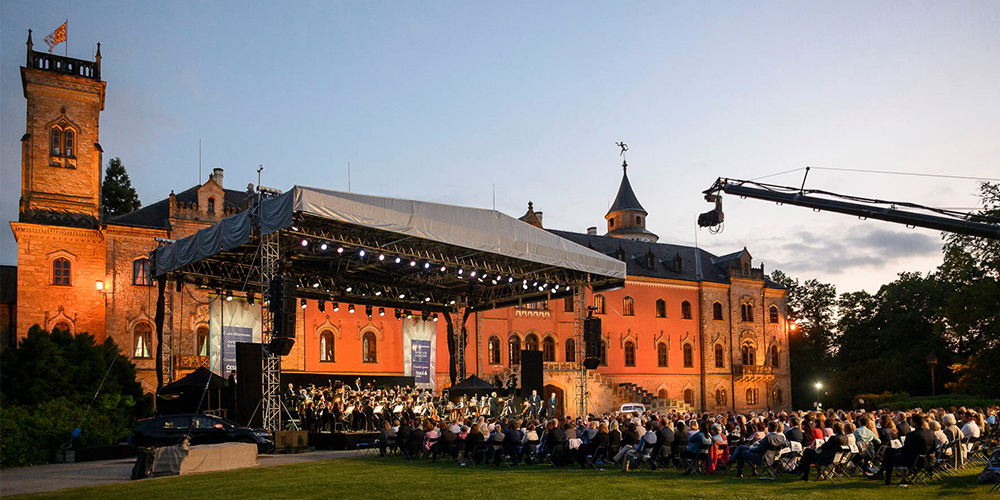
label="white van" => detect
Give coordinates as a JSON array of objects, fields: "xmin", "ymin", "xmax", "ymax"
[{"xmin": 620, "ymin": 403, "xmax": 646, "ymax": 414}]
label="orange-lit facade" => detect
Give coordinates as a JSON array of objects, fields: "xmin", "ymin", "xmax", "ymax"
[{"xmin": 8, "ymin": 37, "xmax": 791, "ymax": 413}]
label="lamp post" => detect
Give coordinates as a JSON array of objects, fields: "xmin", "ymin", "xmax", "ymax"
[
  {"xmin": 814, "ymin": 381, "xmax": 823, "ymax": 409},
  {"xmin": 926, "ymin": 354, "xmax": 938, "ymax": 396}
]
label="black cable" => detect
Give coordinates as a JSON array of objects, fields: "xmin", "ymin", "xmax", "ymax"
[{"xmin": 811, "ymin": 166, "xmax": 1000, "ymax": 183}]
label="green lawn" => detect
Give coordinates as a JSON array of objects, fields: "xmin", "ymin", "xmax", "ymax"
[{"xmin": 10, "ymin": 456, "xmax": 991, "ymax": 500}]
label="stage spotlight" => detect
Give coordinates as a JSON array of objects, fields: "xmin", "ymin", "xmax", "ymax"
[
  {"xmin": 346, "ymin": 286, "xmax": 353, "ymax": 292},
  {"xmin": 379, "ymin": 307, "xmax": 385, "ymax": 317},
  {"xmin": 432, "ymin": 314, "xmax": 439, "ymax": 322},
  {"xmin": 538, "ymin": 286, "xmax": 545, "ymax": 291},
  {"xmin": 320, "ymin": 242, "xmax": 329, "ymax": 251},
  {"xmin": 336, "ymin": 247, "xmax": 344, "ymax": 254},
  {"xmin": 300, "ymin": 239, "xmax": 309, "ymax": 247},
  {"xmin": 312, "ymin": 281, "xmax": 320, "ymax": 288},
  {"xmin": 348, "ymin": 304, "xmax": 355, "ymax": 314},
  {"xmin": 395, "ymin": 257, "xmax": 402, "ymax": 264},
  {"xmin": 423, "ymin": 262, "xmax": 431, "ymax": 269},
  {"xmin": 409, "ymin": 261, "xmax": 417, "ymax": 267},
  {"xmin": 470, "ymin": 271, "xmax": 477, "ymax": 277},
  {"xmin": 333, "ymin": 302, "xmax": 340, "ymax": 312},
  {"xmin": 375, "ymin": 291, "xmax": 382, "ymax": 296},
  {"xmin": 449, "ymin": 300, "xmax": 456, "ymax": 305},
  {"xmin": 523, "ymin": 284, "xmax": 528, "ymax": 290},
  {"xmin": 225, "ymin": 290, "xmax": 233, "ymax": 301},
  {"xmin": 440, "ymin": 266, "xmax": 446, "ymax": 272},
  {"xmin": 358, "ymin": 249, "xmax": 366, "ymax": 257},
  {"xmin": 532, "ymin": 281, "xmax": 538, "ymax": 287},
  {"xmin": 491, "ymin": 279, "xmax": 498, "ymax": 285},
  {"xmin": 508, "ymin": 276, "xmax": 514, "ymax": 283},
  {"xmin": 458, "ymin": 268, "xmax": 464, "ymax": 277},
  {"xmin": 398, "ymin": 293, "xmax": 406, "ymax": 299},
  {"xmin": 365, "ymin": 305, "xmax": 372, "ymax": 318},
  {"xmin": 394, "ymin": 309, "xmax": 402, "ymax": 320},
  {"xmin": 405, "ymin": 310, "xmax": 413, "ymax": 319},
  {"xmin": 378, "ymin": 254, "xmax": 385, "ymax": 261},
  {"xmin": 300, "ymin": 298, "xmax": 308, "ymax": 309},
  {"xmin": 318, "ymin": 299, "xmax": 326, "ymax": 312},
  {"xmin": 554, "ymin": 284, "xmax": 560, "ymax": 291},
  {"xmin": 496, "ymin": 275, "xmax": 502, "ymax": 281}
]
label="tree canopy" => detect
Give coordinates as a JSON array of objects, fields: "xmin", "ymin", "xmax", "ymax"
[{"xmin": 101, "ymin": 157, "xmax": 141, "ymax": 217}]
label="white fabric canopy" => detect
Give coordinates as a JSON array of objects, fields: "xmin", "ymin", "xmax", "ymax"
[{"xmin": 154, "ymin": 186, "xmax": 625, "ymax": 281}]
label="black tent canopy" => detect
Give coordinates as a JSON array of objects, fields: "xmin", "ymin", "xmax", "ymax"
[{"xmin": 443, "ymin": 374, "xmax": 496, "ymax": 400}]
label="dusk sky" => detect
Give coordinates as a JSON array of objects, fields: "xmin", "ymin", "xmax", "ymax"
[{"xmin": 2, "ymin": 1, "xmax": 998, "ymax": 294}]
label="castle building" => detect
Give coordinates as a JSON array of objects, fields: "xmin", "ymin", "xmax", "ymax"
[{"xmin": 7, "ymin": 35, "xmax": 791, "ymax": 413}]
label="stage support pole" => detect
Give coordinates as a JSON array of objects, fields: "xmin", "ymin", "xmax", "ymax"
[
  {"xmin": 573, "ymin": 280, "xmax": 588, "ymax": 418},
  {"xmin": 258, "ymin": 206, "xmax": 282, "ymax": 433}
]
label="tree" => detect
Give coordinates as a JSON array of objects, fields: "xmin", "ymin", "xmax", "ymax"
[{"xmin": 101, "ymin": 157, "xmax": 141, "ymax": 217}]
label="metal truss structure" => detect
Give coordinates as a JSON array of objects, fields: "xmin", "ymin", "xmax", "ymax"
[{"xmin": 572, "ymin": 281, "xmax": 589, "ymax": 417}]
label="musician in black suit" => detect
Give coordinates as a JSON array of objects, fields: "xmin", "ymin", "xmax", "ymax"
[
  {"xmin": 869, "ymin": 413, "xmax": 935, "ymax": 485},
  {"xmin": 488, "ymin": 392, "xmax": 500, "ymax": 418},
  {"xmin": 527, "ymin": 390, "xmax": 542, "ymax": 419}
]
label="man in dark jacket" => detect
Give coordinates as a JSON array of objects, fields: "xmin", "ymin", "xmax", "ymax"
[
  {"xmin": 784, "ymin": 417, "xmax": 804, "ymax": 445},
  {"xmin": 732, "ymin": 421, "xmax": 789, "ymax": 477},
  {"xmin": 797, "ymin": 422, "xmax": 849, "ymax": 480},
  {"xmin": 495, "ymin": 421, "xmax": 524, "ymax": 465},
  {"xmin": 870, "ymin": 413, "xmax": 935, "ymax": 485}
]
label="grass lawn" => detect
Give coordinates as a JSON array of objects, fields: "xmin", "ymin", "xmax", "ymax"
[{"xmin": 9, "ymin": 456, "xmax": 991, "ymax": 500}]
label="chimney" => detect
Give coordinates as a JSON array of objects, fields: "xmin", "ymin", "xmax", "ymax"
[
  {"xmin": 587, "ymin": 226, "xmax": 597, "ymax": 235},
  {"xmin": 212, "ymin": 168, "xmax": 224, "ymax": 188}
]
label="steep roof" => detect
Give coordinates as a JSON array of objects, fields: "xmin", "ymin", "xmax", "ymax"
[
  {"xmin": 547, "ymin": 229, "xmax": 784, "ymax": 289},
  {"xmin": 108, "ymin": 185, "xmax": 252, "ymax": 230},
  {"xmin": 606, "ymin": 163, "xmax": 646, "ymax": 216}
]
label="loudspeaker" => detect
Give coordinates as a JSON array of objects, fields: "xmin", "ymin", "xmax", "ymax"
[
  {"xmin": 267, "ymin": 276, "xmax": 297, "ymax": 338},
  {"xmin": 236, "ymin": 342, "xmax": 263, "ymax": 428},
  {"xmin": 520, "ymin": 350, "xmax": 543, "ymax": 397},
  {"xmin": 584, "ymin": 316, "xmax": 602, "ymax": 369},
  {"xmin": 267, "ymin": 337, "xmax": 295, "ymax": 356}
]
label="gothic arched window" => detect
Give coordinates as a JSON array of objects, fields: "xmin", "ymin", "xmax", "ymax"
[
  {"xmin": 715, "ymin": 388, "xmax": 727, "ymax": 407},
  {"xmin": 63, "ymin": 129, "xmax": 75, "ymax": 157},
  {"xmin": 320, "ymin": 330, "xmax": 335, "ymax": 362},
  {"xmin": 509, "ymin": 335, "xmax": 521, "ymax": 365},
  {"xmin": 599, "ymin": 340, "xmax": 607, "ymax": 366},
  {"xmin": 683, "ymin": 343, "xmax": 693, "ymax": 367},
  {"xmin": 770, "ymin": 345, "xmax": 780, "ymax": 368},
  {"xmin": 593, "ymin": 295, "xmax": 605, "ymax": 315},
  {"xmin": 741, "ymin": 344, "xmax": 756, "ymax": 366},
  {"xmin": 657, "ymin": 342, "xmax": 668, "ymax": 367},
  {"xmin": 655, "ymin": 299, "xmax": 666, "ymax": 318},
  {"xmin": 53, "ymin": 321, "xmax": 71, "ymax": 333},
  {"xmin": 681, "ymin": 301, "xmax": 692, "ymax": 319},
  {"xmin": 713, "ymin": 302, "xmax": 723, "ymax": 321},
  {"xmin": 769, "ymin": 305, "xmax": 779, "ymax": 324},
  {"xmin": 624, "ymin": 341, "xmax": 636, "ymax": 367},
  {"xmin": 714, "ymin": 344, "xmax": 725, "ymax": 368},
  {"xmin": 525, "ymin": 333, "xmax": 539, "ymax": 351},
  {"xmin": 50, "ymin": 127, "xmax": 62, "ymax": 156},
  {"xmin": 133, "ymin": 322, "xmax": 152, "ymax": 359},
  {"xmin": 133, "ymin": 258, "xmax": 153, "ymax": 286},
  {"xmin": 564, "ymin": 338, "xmax": 575, "ymax": 363},
  {"xmin": 362, "ymin": 331, "xmax": 377, "ymax": 363},
  {"xmin": 488, "ymin": 336, "xmax": 501, "ymax": 364},
  {"xmin": 542, "ymin": 336, "xmax": 556, "ymax": 362},
  {"xmin": 622, "ymin": 297, "xmax": 634, "ymax": 316},
  {"xmin": 684, "ymin": 389, "xmax": 695, "ymax": 406},
  {"xmin": 196, "ymin": 325, "xmax": 209, "ymax": 356}
]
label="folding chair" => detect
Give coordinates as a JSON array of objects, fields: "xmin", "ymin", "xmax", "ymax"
[
  {"xmin": 759, "ymin": 448, "xmax": 785, "ymax": 480},
  {"xmin": 584, "ymin": 446, "xmax": 609, "ymax": 471},
  {"xmin": 779, "ymin": 441, "xmax": 803, "ymax": 473},
  {"xmin": 814, "ymin": 449, "xmax": 850, "ymax": 482},
  {"xmin": 681, "ymin": 451, "xmax": 709, "ymax": 476},
  {"xmin": 624, "ymin": 446, "xmax": 655, "ymax": 472}
]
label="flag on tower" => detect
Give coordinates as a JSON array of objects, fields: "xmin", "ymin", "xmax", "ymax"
[{"xmin": 43, "ymin": 22, "xmax": 67, "ymax": 53}]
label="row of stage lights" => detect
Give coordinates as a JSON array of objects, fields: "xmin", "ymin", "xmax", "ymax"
[
  {"xmin": 297, "ymin": 238, "xmax": 569, "ymax": 294},
  {"xmin": 306, "ymin": 298, "xmax": 439, "ymax": 322}
]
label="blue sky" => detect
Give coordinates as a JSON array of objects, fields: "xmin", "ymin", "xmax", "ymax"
[{"xmin": 2, "ymin": 1, "xmax": 998, "ymax": 293}]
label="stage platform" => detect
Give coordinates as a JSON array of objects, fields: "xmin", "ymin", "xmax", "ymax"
[{"xmin": 310, "ymin": 431, "xmax": 379, "ymax": 450}]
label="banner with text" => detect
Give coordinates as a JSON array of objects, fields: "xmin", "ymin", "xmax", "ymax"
[
  {"xmin": 402, "ymin": 318, "xmax": 437, "ymax": 390},
  {"xmin": 209, "ymin": 297, "xmax": 262, "ymax": 375}
]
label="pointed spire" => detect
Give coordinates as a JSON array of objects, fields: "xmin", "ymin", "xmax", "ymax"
[
  {"xmin": 95, "ymin": 42, "xmax": 102, "ymax": 60},
  {"xmin": 26, "ymin": 29, "xmax": 34, "ymax": 66},
  {"xmin": 606, "ymin": 162, "xmax": 646, "ymax": 216},
  {"xmin": 518, "ymin": 201, "xmax": 543, "ymax": 228},
  {"xmin": 26, "ymin": 29, "xmax": 33, "ymax": 48}
]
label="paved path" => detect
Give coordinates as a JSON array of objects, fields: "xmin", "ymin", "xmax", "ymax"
[{"xmin": 0, "ymin": 450, "xmax": 358, "ymax": 497}]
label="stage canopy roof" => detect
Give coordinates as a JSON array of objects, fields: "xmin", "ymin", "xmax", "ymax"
[{"xmin": 152, "ymin": 186, "xmax": 625, "ymax": 312}]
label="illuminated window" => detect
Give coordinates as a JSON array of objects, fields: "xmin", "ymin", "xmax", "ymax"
[
  {"xmin": 525, "ymin": 333, "xmax": 539, "ymax": 351},
  {"xmin": 655, "ymin": 299, "xmax": 666, "ymax": 318},
  {"xmin": 50, "ymin": 127, "xmax": 62, "ymax": 156},
  {"xmin": 741, "ymin": 344, "xmax": 756, "ymax": 365},
  {"xmin": 63, "ymin": 129, "xmax": 75, "ymax": 158},
  {"xmin": 681, "ymin": 301, "xmax": 692, "ymax": 319},
  {"xmin": 746, "ymin": 388, "xmax": 759, "ymax": 405},
  {"xmin": 488, "ymin": 336, "xmax": 501, "ymax": 364},
  {"xmin": 593, "ymin": 295, "xmax": 605, "ymax": 315},
  {"xmin": 509, "ymin": 335, "xmax": 521, "ymax": 365},
  {"xmin": 133, "ymin": 258, "xmax": 153, "ymax": 286},
  {"xmin": 657, "ymin": 342, "xmax": 668, "ymax": 367},
  {"xmin": 542, "ymin": 336, "xmax": 555, "ymax": 362},
  {"xmin": 362, "ymin": 331, "xmax": 377, "ymax": 363},
  {"xmin": 564, "ymin": 338, "xmax": 575, "ymax": 362},
  {"xmin": 683, "ymin": 343, "xmax": 693, "ymax": 367},
  {"xmin": 133, "ymin": 322, "xmax": 152, "ymax": 359},
  {"xmin": 715, "ymin": 388, "xmax": 727, "ymax": 407},
  {"xmin": 53, "ymin": 258, "xmax": 71, "ymax": 286},
  {"xmin": 196, "ymin": 325, "xmax": 209, "ymax": 356},
  {"xmin": 624, "ymin": 341, "xmax": 636, "ymax": 367},
  {"xmin": 772, "ymin": 388, "xmax": 783, "ymax": 405},
  {"xmin": 714, "ymin": 344, "xmax": 725, "ymax": 368},
  {"xmin": 769, "ymin": 305, "xmax": 779, "ymax": 324},
  {"xmin": 622, "ymin": 297, "xmax": 634, "ymax": 316},
  {"xmin": 320, "ymin": 330, "xmax": 335, "ymax": 362},
  {"xmin": 713, "ymin": 302, "xmax": 723, "ymax": 320}
]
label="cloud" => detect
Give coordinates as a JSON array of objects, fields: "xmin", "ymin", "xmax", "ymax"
[{"xmin": 758, "ymin": 225, "xmax": 942, "ymax": 275}]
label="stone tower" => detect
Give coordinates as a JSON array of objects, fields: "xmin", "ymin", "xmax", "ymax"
[
  {"xmin": 605, "ymin": 160, "xmax": 658, "ymax": 242},
  {"xmin": 19, "ymin": 30, "xmax": 106, "ymax": 226}
]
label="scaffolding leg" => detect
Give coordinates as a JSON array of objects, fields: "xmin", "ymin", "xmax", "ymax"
[
  {"xmin": 574, "ymin": 282, "xmax": 588, "ymax": 418},
  {"xmin": 260, "ymin": 228, "xmax": 281, "ymax": 433}
]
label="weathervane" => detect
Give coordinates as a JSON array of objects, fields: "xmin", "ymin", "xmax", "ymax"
[{"xmin": 616, "ymin": 141, "xmax": 628, "ymax": 171}]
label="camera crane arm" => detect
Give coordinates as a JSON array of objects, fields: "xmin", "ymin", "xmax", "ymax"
[{"xmin": 698, "ymin": 176, "xmax": 1000, "ymax": 240}]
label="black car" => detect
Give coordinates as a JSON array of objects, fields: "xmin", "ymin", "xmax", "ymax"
[{"xmin": 130, "ymin": 414, "xmax": 274, "ymax": 453}]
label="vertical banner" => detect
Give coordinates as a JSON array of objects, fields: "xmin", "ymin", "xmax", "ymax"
[
  {"xmin": 402, "ymin": 318, "xmax": 437, "ymax": 390},
  {"xmin": 209, "ymin": 297, "xmax": 262, "ymax": 375}
]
